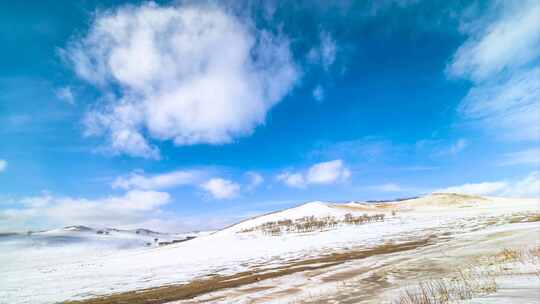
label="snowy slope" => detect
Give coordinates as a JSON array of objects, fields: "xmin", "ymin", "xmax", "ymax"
[
  {"xmin": 13, "ymin": 225, "xmax": 194, "ymax": 249},
  {"xmin": 0, "ymin": 226, "xmax": 200, "ymax": 281},
  {"xmin": 1, "ymin": 194, "xmax": 538, "ymax": 304},
  {"xmin": 221, "ymin": 201, "xmax": 350, "ymax": 234},
  {"xmin": 220, "ymin": 200, "xmax": 395, "ymax": 234}
]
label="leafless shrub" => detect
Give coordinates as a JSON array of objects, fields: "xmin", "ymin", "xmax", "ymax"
[{"xmin": 238, "ymin": 213, "xmax": 387, "ymax": 236}]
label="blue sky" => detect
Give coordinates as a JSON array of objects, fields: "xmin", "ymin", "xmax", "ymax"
[{"xmin": 1, "ymin": 0, "xmax": 539, "ymax": 232}]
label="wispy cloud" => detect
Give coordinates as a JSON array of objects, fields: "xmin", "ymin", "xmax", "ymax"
[
  {"xmin": 415, "ymin": 138, "xmax": 469, "ymax": 158},
  {"xmin": 55, "ymin": 87, "xmax": 75, "ymax": 105},
  {"xmin": 307, "ymin": 31, "xmax": 338, "ymax": 104},
  {"xmin": 307, "ymin": 31, "xmax": 337, "ymax": 71},
  {"xmin": 112, "ymin": 170, "xmax": 206, "ymax": 190},
  {"xmin": 245, "ymin": 172, "xmax": 264, "ymax": 190},
  {"xmin": 499, "ymin": 148, "xmax": 540, "ymax": 167},
  {"xmin": 448, "ymin": 1, "xmax": 540, "ymax": 142},
  {"xmin": 310, "ymin": 139, "xmax": 392, "ymax": 162},
  {"xmin": 434, "ymin": 139, "xmax": 468, "ymax": 156}
]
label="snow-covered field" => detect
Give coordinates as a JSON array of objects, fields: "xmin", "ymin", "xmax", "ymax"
[{"xmin": 0, "ymin": 193, "xmax": 539, "ymax": 304}]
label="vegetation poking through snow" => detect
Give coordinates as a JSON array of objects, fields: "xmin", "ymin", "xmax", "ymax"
[
  {"xmin": 508, "ymin": 212, "xmax": 540, "ymax": 223},
  {"xmin": 238, "ymin": 213, "xmax": 386, "ymax": 236},
  {"xmin": 393, "ymin": 246, "xmax": 540, "ymax": 304}
]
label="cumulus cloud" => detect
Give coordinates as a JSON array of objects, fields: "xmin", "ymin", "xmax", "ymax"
[
  {"xmin": 112, "ymin": 169, "xmax": 257, "ymax": 199},
  {"xmin": 112, "ymin": 170, "xmax": 205, "ymax": 190},
  {"xmin": 200, "ymin": 178, "xmax": 240, "ymax": 199},
  {"xmin": 499, "ymin": 148, "xmax": 540, "ymax": 166},
  {"xmin": 55, "ymin": 87, "xmax": 75, "ymax": 104},
  {"xmin": 276, "ymin": 172, "xmax": 306, "ymax": 188},
  {"xmin": 0, "ymin": 190, "xmax": 171, "ymax": 231},
  {"xmin": 0, "ymin": 159, "xmax": 6, "ymax": 172},
  {"xmin": 277, "ymin": 159, "xmax": 351, "ymax": 188},
  {"xmin": 448, "ymin": 1, "xmax": 540, "ymax": 142},
  {"xmin": 306, "ymin": 160, "xmax": 351, "ymax": 184},
  {"xmin": 435, "ymin": 171, "xmax": 540, "ymax": 198},
  {"xmin": 66, "ymin": 2, "xmax": 299, "ymax": 158}
]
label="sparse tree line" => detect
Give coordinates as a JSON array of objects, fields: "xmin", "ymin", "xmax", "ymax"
[{"xmin": 239, "ymin": 213, "xmax": 387, "ymax": 236}]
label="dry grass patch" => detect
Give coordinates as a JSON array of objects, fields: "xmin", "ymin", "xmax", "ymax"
[
  {"xmin": 393, "ymin": 246, "xmax": 540, "ymax": 304},
  {"xmin": 393, "ymin": 268, "xmax": 498, "ymax": 304},
  {"xmin": 507, "ymin": 212, "xmax": 540, "ymax": 224}
]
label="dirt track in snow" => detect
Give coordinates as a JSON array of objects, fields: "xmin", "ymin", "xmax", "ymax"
[{"xmin": 65, "ymin": 238, "xmax": 434, "ymax": 304}]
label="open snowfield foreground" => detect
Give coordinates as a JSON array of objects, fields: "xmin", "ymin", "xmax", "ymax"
[{"xmin": 1, "ymin": 193, "xmax": 539, "ymax": 304}]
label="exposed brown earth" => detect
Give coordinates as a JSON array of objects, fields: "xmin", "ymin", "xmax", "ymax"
[{"xmin": 64, "ymin": 238, "xmax": 434, "ymax": 304}]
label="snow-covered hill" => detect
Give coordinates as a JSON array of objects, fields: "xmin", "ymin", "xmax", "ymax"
[
  {"xmin": 219, "ymin": 193, "xmax": 492, "ymax": 234},
  {"xmin": 1, "ymin": 193, "xmax": 538, "ymax": 304},
  {"xmin": 221, "ymin": 201, "xmax": 352, "ymax": 234},
  {"xmin": 3, "ymin": 225, "xmax": 198, "ymax": 250}
]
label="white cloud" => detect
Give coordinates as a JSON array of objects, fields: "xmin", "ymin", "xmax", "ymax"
[
  {"xmin": 55, "ymin": 87, "xmax": 75, "ymax": 104},
  {"xmin": 320, "ymin": 32, "xmax": 337, "ymax": 70},
  {"xmin": 112, "ymin": 170, "xmax": 205, "ymax": 190},
  {"xmin": 306, "ymin": 159, "xmax": 351, "ymax": 184},
  {"xmin": 435, "ymin": 171, "xmax": 540, "ymax": 198},
  {"xmin": 448, "ymin": 1, "xmax": 540, "ymax": 82},
  {"xmin": 0, "ymin": 159, "xmax": 6, "ymax": 172},
  {"xmin": 448, "ymin": 1, "xmax": 540, "ymax": 142},
  {"xmin": 0, "ymin": 190, "xmax": 171, "ymax": 231},
  {"xmin": 276, "ymin": 172, "xmax": 306, "ymax": 188},
  {"xmin": 499, "ymin": 148, "xmax": 540, "ymax": 166},
  {"xmin": 201, "ymin": 178, "xmax": 240, "ymax": 199},
  {"xmin": 457, "ymin": 67, "xmax": 540, "ymax": 141},
  {"xmin": 277, "ymin": 159, "xmax": 351, "ymax": 188},
  {"xmin": 312, "ymin": 85, "xmax": 325, "ymax": 102},
  {"xmin": 245, "ymin": 172, "xmax": 264, "ymax": 190},
  {"xmin": 66, "ymin": 3, "xmax": 299, "ymax": 159},
  {"xmin": 308, "ymin": 31, "xmax": 337, "ymax": 70}
]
